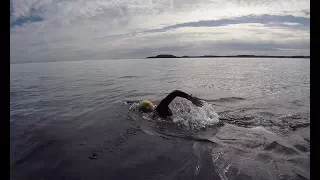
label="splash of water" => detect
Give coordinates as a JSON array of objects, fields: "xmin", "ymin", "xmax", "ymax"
[
  {"xmin": 126, "ymin": 98, "xmax": 220, "ymax": 130},
  {"xmin": 169, "ymin": 98, "xmax": 220, "ymax": 130}
]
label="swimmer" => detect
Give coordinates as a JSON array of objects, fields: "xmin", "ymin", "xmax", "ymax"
[{"xmin": 139, "ymin": 90, "xmax": 204, "ymax": 118}]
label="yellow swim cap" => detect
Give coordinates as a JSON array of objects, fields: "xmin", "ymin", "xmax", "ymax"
[{"xmin": 139, "ymin": 100, "xmax": 155, "ymax": 112}]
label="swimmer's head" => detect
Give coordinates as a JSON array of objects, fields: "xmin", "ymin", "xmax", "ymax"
[{"xmin": 139, "ymin": 100, "xmax": 155, "ymax": 113}]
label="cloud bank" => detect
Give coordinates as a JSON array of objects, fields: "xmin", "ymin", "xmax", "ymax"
[{"xmin": 10, "ymin": 0, "xmax": 310, "ymax": 63}]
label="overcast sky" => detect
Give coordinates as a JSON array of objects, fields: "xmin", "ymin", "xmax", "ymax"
[{"xmin": 10, "ymin": 0, "xmax": 310, "ymax": 63}]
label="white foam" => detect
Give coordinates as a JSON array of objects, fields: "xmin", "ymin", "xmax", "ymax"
[
  {"xmin": 170, "ymin": 98, "xmax": 220, "ymax": 129},
  {"xmin": 251, "ymin": 126, "xmax": 275, "ymax": 135},
  {"xmin": 128, "ymin": 102, "xmax": 139, "ymax": 111}
]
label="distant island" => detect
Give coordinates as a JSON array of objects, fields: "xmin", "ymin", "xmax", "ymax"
[{"xmin": 147, "ymin": 54, "xmax": 310, "ymax": 59}]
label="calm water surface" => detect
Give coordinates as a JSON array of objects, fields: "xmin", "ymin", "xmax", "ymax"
[{"xmin": 10, "ymin": 58, "xmax": 310, "ymax": 180}]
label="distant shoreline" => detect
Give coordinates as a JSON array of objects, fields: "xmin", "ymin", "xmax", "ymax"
[{"xmin": 146, "ymin": 54, "xmax": 310, "ymax": 59}]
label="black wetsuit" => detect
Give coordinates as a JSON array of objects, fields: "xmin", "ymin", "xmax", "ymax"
[{"xmin": 155, "ymin": 90, "xmax": 191, "ymax": 118}]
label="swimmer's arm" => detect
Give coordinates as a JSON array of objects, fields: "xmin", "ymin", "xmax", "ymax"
[{"xmin": 156, "ymin": 90, "xmax": 203, "ymax": 111}]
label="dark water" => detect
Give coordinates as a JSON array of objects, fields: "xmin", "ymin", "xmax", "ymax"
[{"xmin": 10, "ymin": 58, "xmax": 310, "ymax": 180}]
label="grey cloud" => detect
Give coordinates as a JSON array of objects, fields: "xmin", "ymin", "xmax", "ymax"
[
  {"xmin": 227, "ymin": 0, "xmax": 298, "ymax": 6},
  {"xmin": 146, "ymin": 14, "xmax": 309, "ymax": 33},
  {"xmin": 302, "ymin": 9, "xmax": 310, "ymax": 15},
  {"xmin": 10, "ymin": 0, "xmax": 310, "ymax": 63},
  {"xmin": 10, "ymin": 15, "xmax": 44, "ymax": 27},
  {"xmin": 10, "ymin": 2, "xmax": 46, "ymax": 27},
  {"xmin": 171, "ymin": 0, "xmax": 213, "ymax": 10}
]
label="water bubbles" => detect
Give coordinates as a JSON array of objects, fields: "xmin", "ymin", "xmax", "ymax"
[{"xmin": 128, "ymin": 102, "xmax": 139, "ymax": 111}]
